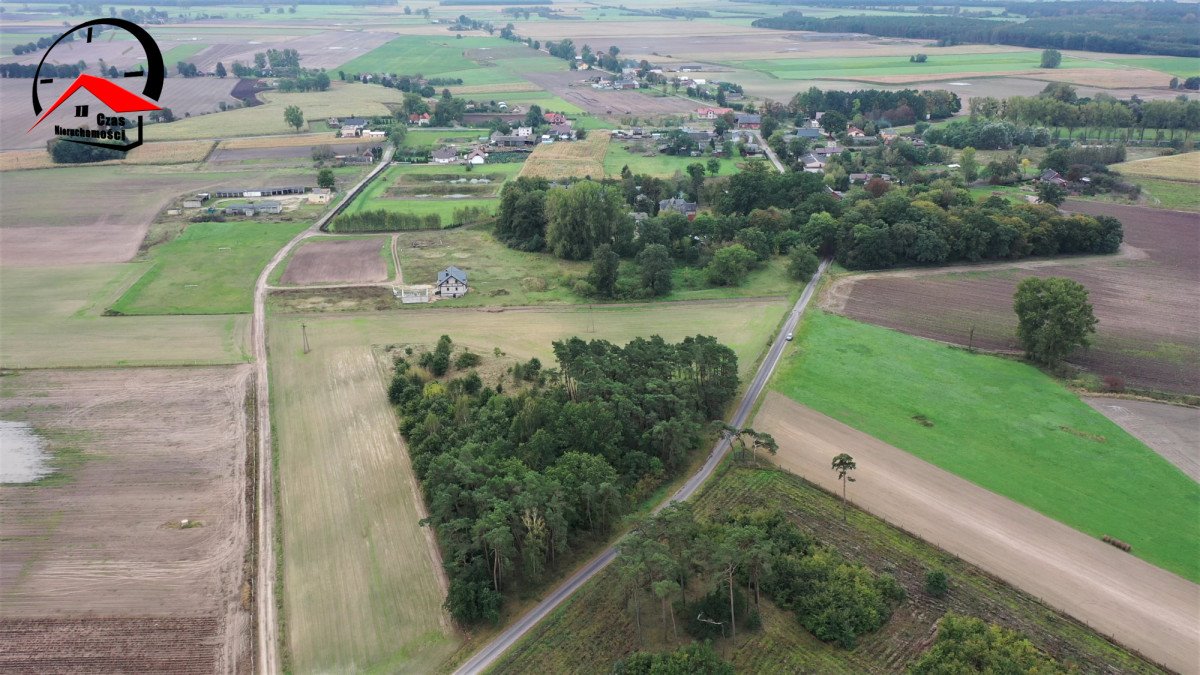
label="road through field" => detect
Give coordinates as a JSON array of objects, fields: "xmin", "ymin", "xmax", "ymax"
[
  {"xmin": 251, "ymin": 147, "xmax": 393, "ymax": 675},
  {"xmin": 755, "ymin": 393, "xmax": 1200, "ymax": 675},
  {"xmin": 453, "ymin": 259, "xmax": 830, "ymax": 675}
]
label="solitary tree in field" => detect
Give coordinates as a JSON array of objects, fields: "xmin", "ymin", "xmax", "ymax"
[
  {"xmin": 1013, "ymin": 277, "xmax": 1097, "ymax": 366},
  {"xmin": 831, "ymin": 453, "xmax": 856, "ymax": 522},
  {"xmin": 706, "ymin": 157, "xmax": 720, "ymax": 175},
  {"xmin": 215, "ymin": 61, "xmax": 226, "ymax": 78},
  {"xmin": 1040, "ymin": 49, "xmax": 1062, "ymax": 69},
  {"xmin": 284, "ymin": 104, "xmax": 304, "ymax": 132}
]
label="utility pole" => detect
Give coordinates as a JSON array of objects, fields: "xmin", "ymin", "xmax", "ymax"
[
  {"xmin": 301, "ymin": 323, "xmax": 310, "ymax": 354},
  {"xmin": 968, "ymin": 325, "xmax": 975, "ymax": 353}
]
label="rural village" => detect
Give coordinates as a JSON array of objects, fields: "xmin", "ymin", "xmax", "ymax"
[{"xmin": 0, "ymin": 1, "xmax": 1197, "ymax": 674}]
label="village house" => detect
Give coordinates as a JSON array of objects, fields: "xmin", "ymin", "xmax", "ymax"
[
  {"xmin": 431, "ymin": 147, "xmax": 458, "ymax": 164},
  {"xmin": 789, "ymin": 127, "xmax": 824, "ymax": 141},
  {"xmin": 846, "ymin": 125, "xmax": 867, "ymax": 138},
  {"xmin": 812, "ymin": 145, "xmax": 845, "ymax": 158},
  {"xmin": 1039, "ymin": 168, "xmax": 1068, "ymax": 186},
  {"xmin": 659, "ymin": 197, "xmax": 698, "ymax": 217},
  {"xmin": 614, "ymin": 78, "xmax": 640, "ymax": 90},
  {"xmin": 549, "ymin": 123, "xmax": 574, "ymax": 140},
  {"xmin": 437, "ymin": 266, "xmax": 469, "ymax": 298},
  {"xmin": 360, "ymin": 129, "xmax": 386, "ymax": 139},
  {"xmin": 339, "ymin": 117, "xmax": 368, "ymax": 135},
  {"xmin": 801, "ymin": 153, "xmax": 825, "ymax": 173},
  {"xmin": 407, "ymin": 112, "xmax": 431, "ymax": 126},
  {"xmin": 490, "ymin": 132, "xmax": 535, "ymax": 148},
  {"xmin": 307, "ymin": 187, "xmax": 332, "ymax": 204},
  {"xmin": 515, "ymin": 126, "xmax": 534, "ymax": 137},
  {"xmin": 696, "ymin": 106, "xmax": 733, "ymax": 120},
  {"xmin": 466, "ymin": 147, "xmax": 487, "ymax": 165},
  {"xmin": 545, "ymin": 112, "xmax": 567, "ymax": 125},
  {"xmin": 736, "ymin": 113, "xmax": 761, "ymax": 129}
]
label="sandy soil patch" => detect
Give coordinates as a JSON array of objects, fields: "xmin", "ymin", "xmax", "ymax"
[
  {"xmin": 827, "ymin": 201, "xmax": 1200, "ymax": 393},
  {"xmin": 280, "ymin": 237, "xmax": 389, "ymax": 285},
  {"xmin": 1083, "ymin": 398, "xmax": 1200, "ymax": 481},
  {"xmin": 753, "ymin": 392, "xmax": 1200, "ymax": 675},
  {"xmin": 0, "ymin": 366, "xmax": 254, "ymax": 673}
]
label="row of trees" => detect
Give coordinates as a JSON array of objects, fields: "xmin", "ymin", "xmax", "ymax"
[
  {"xmin": 388, "ymin": 335, "xmax": 741, "ymax": 623},
  {"xmin": 787, "ymin": 87, "xmax": 962, "ymax": 125},
  {"xmin": 615, "ymin": 502, "xmax": 905, "ymax": 648},
  {"xmin": 753, "ymin": 10, "xmax": 1198, "ymax": 57},
  {"xmin": 969, "ymin": 90, "xmax": 1200, "ymax": 142}
]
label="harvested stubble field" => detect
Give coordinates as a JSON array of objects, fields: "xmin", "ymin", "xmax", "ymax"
[
  {"xmin": 1113, "ymin": 152, "xmax": 1200, "ymax": 182},
  {"xmin": 0, "ymin": 163, "xmax": 315, "ymax": 267},
  {"xmin": 0, "ymin": 265, "xmax": 251, "ymax": 369},
  {"xmin": 519, "ymin": 130, "xmax": 610, "ymax": 179},
  {"xmin": 826, "ymin": 202, "xmax": 1200, "ymax": 394},
  {"xmin": 188, "ymin": 29, "xmax": 395, "ymax": 71},
  {"xmin": 0, "ymin": 140, "xmax": 215, "ymax": 171},
  {"xmin": 0, "ymin": 366, "xmax": 253, "ymax": 673},
  {"xmin": 206, "ymin": 138, "xmax": 370, "ymax": 164},
  {"xmin": 491, "ymin": 467, "xmax": 1162, "ymax": 675},
  {"xmin": 279, "ymin": 237, "xmax": 390, "ymax": 285}
]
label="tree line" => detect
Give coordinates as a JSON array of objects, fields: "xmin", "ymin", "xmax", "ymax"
[
  {"xmin": 752, "ymin": 10, "xmax": 1199, "ymax": 57},
  {"xmin": 387, "ymin": 335, "xmax": 741, "ymax": 624},
  {"xmin": 787, "ymin": 86, "xmax": 962, "ymax": 125},
  {"xmin": 968, "ymin": 89, "xmax": 1200, "ymax": 143}
]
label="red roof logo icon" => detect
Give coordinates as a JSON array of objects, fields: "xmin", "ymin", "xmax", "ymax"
[{"xmin": 29, "ymin": 73, "xmax": 161, "ymax": 132}]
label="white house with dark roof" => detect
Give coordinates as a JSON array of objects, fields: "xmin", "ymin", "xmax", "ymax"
[
  {"xmin": 437, "ymin": 266, "xmax": 468, "ymax": 297},
  {"xmin": 431, "ymin": 147, "xmax": 458, "ymax": 164}
]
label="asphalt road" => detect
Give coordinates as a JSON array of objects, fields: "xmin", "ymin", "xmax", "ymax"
[{"xmin": 453, "ymin": 258, "xmax": 830, "ymax": 675}]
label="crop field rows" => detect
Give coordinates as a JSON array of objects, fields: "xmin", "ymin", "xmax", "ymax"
[
  {"xmin": 519, "ymin": 130, "xmax": 611, "ymax": 179},
  {"xmin": 0, "ymin": 617, "xmax": 223, "ymax": 673}
]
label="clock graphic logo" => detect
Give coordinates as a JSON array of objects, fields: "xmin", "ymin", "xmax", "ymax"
[{"xmin": 27, "ymin": 18, "xmax": 165, "ymax": 151}]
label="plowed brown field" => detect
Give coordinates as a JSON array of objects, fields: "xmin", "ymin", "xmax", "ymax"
[
  {"xmin": 280, "ymin": 237, "xmax": 389, "ymax": 285},
  {"xmin": 827, "ymin": 202, "xmax": 1200, "ymax": 393},
  {"xmin": 0, "ymin": 366, "xmax": 253, "ymax": 672}
]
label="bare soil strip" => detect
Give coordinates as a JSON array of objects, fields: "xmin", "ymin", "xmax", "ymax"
[
  {"xmin": 754, "ymin": 392, "xmax": 1200, "ymax": 675},
  {"xmin": 279, "ymin": 238, "xmax": 389, "ymax": 285}
]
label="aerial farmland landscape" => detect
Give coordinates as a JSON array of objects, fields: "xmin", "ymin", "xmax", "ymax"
[{"xmin": 0, "ymin": 0, "xmax": 1196, "ymax": 673}]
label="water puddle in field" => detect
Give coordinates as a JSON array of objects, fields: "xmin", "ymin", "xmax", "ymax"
[{"xmin": 0, "ymin": 421, "xmax": 51, "ymax": 483}]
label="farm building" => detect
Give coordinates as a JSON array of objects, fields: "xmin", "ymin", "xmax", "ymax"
[
  {"xmin": 431, "ymin": 148, "xmax": 458, "ymax": 164},
  {"xmin": 849, "ymin": 173, "xmax": 893, "ymax": 183},
  {"xmin": 549, "ymin": 123, "xmax": 574, "ymax": 140},
  {"xmin": 736, "ymin": 114, "xmax": 761, "ymax": 129},
  {"xmin": 801, "ymin": 154, "xmax": 826, "ymax": 172},
  {"xmin": 659, "ymin": 197, "xmax": 698, "ymax": 217},
  {"xmin": 183, "ymin": 193, "xmax": 210, "ymax": 208},
  {"xmin": 466, "ymin": 148, "xmax": 487, "ymax": 165},
  {"xmin": 614, "ymin": 78, "xmax": 640, "ymax": 90},
  {"xmin": 846, "ymin": 126, "xmax": 868, "ymax": 138},
  {"xmin": 213, "ymin": 186, "xmax": 307, "ymax": 199},
  {"xmin": 308, "ymin": 188, "xmax": 332, "ymax": 204},
  {"xmin": 490, "ymin": 133, "xmax": 535, "ymax": 148},
  {"xmin": 224, "ymin": 200, "xmax": 282, "ymax": 216},
  {"xmin": 339, "ymin": 117, "xmax": 368, "ymax": 134},
  {"xmin": 515, "ymin": 126, "xmax": 534, "ymax": 138},
  {"xmin": 436, "ymin": 266, "xmax": 468, "ymax": 298},
  {"xmin": 360, "ymin": 129, "xmax": 386, "ymax": 139},
  {"xmin": 789, "ymin": 128, "xmax": 824, "ymax": 140}
]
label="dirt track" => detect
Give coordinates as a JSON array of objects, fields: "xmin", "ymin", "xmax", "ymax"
[{"xmin": 754, "ymin": 392, "xmax": 1200, "ymax": 675}]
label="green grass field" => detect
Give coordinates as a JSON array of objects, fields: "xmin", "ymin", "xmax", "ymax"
[
  {"xmin": 339, "ymin": 162, "xmax": 523, "ymax": 224},
  {"xmin": 337, "ymin": 34, "xmax": 521, "ymax": 83},
  {"xmin": 1130, "ymin": 177, "xmax": 1200, "ymax": 211},
  {"xmin": 0, "ymin": 265, "xmax": 250, "ymax": 368},
  {"xmin": 773, "ymin": 310, "xmax": 1200, "ymax": 581},
  {"xmin": 490, "ymin": 467, "xmax": 1157, "ymax": 674},
  {"xmin": 1100, "ymin": 56, "xmax": 1200, "ymax": 78},
  {"xmin": 733, "ymin": 50, "xmax": 1107, "ymax": 81},
  {"xmin": 109, "ymin": 220, "xmax": 308, "ymax": 315},
  {"xmin": 603, "ymin": 143, "xmax": 742, "ymax": 178}
]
